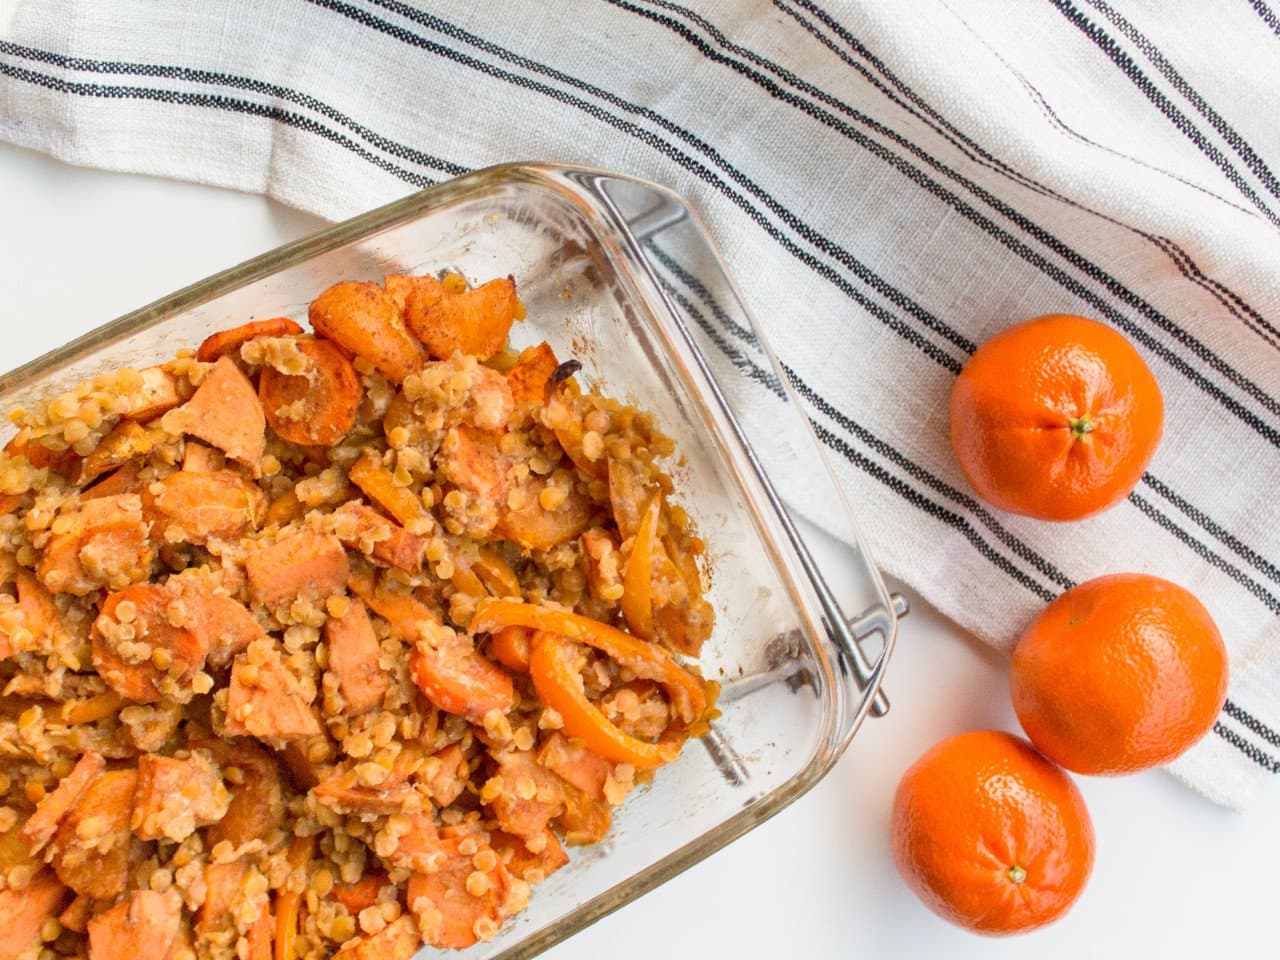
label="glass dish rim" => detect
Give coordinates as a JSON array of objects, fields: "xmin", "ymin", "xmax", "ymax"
[{"xmin": 0, "ymin": 161, "xmax": 898, "ymax": 958}]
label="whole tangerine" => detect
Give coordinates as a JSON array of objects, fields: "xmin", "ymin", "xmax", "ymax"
[
  {"xmin": 890, "ymin": 731, "xmax": 1094, "ymax": 936},
  {"xmin": 1011, "ymin": 573, "xmax": 1228, "ymax": 775},
  {"xmin": 949, "ymin": 314, "xmax": 1163, "ymax": 520}
]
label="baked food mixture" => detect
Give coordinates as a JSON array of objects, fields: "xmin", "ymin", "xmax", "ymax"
[{"xmin": 0, "ymin": 272, "xmax": 715, "ymax": 959}]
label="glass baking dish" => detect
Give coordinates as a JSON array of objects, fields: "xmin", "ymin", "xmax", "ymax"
[{"xmin": 0, "ymin": 163, "xmax": 901, "ymax": 957}]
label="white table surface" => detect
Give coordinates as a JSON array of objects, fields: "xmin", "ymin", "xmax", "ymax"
[{"xmin": 2, "ymin": 141, "xmax": 1273, "ymax": 958}]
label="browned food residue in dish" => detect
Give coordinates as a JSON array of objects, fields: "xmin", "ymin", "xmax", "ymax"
[{"xmin": 0, "ymin": 271, "xmax": 716, "ymax": 959}]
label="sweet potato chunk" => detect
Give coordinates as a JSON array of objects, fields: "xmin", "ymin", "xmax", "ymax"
[
  {"xmin": 310, "ymin": 280, "xmax": 424, "ymax": 384},
  {"xmin": 196, "ymin": 317, "xmax": 303, "ymax": 363},
  {"xmin": 198, "ymin": 738, "xmax": 286, "ymax": 851},
  {"xmin": 505, "ymin": 342, "xmax": 559, "ymax": 409},
  {"xmin": 147, "ymin": 469, "xmax": 265, "ymax": 544},
  {"xmin": 0, "ymin": 869, "xmax": 67, "ymax": 960},
  {"xmin": 92, "ymin": 582, "xmax": 209, "ymax": 704},
  {"xmin": 198, "ymin": 861, "xmax": 271, "ymax": 954},
  {"xmin": 127, "ymin": 366, "xmax": 183, "ymax": 423},
  {"xmin": 537, "ymin": 732, "xmax": 613, "ymax": 801},
  {"xmin": 49, "ymin": 769, "xmax": 136, "ymax": 900},
  {"xmin": 19, "ymin": 751, "xmax": 106, "ymax": 854},
  {"xmin": 324, "ymin": 598, "xmax": 388, "ymax": 716},
  {"xmin": 259, "ymin": 337, "xmax": 361, "ymax": 446},
  {"xmin": 245, "ymin": 528, "xmax": 349, "ymax": 609},
  {"xmin": 87, "ymin": 890, "xmax": 182, "ymax": 960},
  {"xmin": 310, "ymin": 768, "xmax": 419, "ymax": 819},
  {"xmin": 223, "ymin": 653, "xmax": 323, "ymax": 741},
  {"xmin": 492, "ymin": 828, "xmax": 569, "ymax": 883},
  {"xmin": 182, "ymin": 355, "xmax": 266, "ymax": 464},
  {"xmin": 407, "ymin": 837, "xmax": 511, "ymax": 950},
  {"xmin": 489, "ymin": 751, "xmax": 566, "ymax": 838},
  {"xmin": 406, "ymin": 275, "xmax": 520, "ymax": 361},
  {"xmin": 496, "ymin": 474, "xmax": 593, "ymax": 551},
  {"xmin": 333, "ymin": 916, "xmax": 420, "ymax": 960},
  {"xmin": 348, "ymin": 452, "xmax": 430, "ymax": 528},
  {"xmin": 132, "ymin": 750, "xmax": 231, "ymax": 842},
  {"xmin": 408, "ymin": 635, "xmax": 514, "ymax": 724},
  {"xmin": 333, "ymin": 501, "xmax": 424, "ymax": 573},
  {"xmin": 179, "ymin": 589, "xmax": 268, "ymax": 670},
  {"xmin": 181, "ymin": 440, "xmax": 226, "ymax": 473},
  {"xmin": 437, "ymin": 426, "xmax": 510, "ymax": 539},
  {"xmin": 79, "ymin": 419, "xmax": 152, "ymax": 486},
  {"xmin": 38, "ymin": 494, "xmax": 153, "ymax": 596}
]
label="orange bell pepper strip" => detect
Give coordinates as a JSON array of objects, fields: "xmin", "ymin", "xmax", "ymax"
[
  {"xmin": 469, "ymin": 599, "xmax": 706, "ymax": 725},
  {"xmin": 273, "ymin": 834, "xmax": 314, "ymax": 960},
  {"xmin": 528, "ymin": 634, "xmax": 680, "ymax": 768},
  {"xmin": 489, "ymin": 625, "xmax": 532, "ymax": 673},
  {"xmin": 619, "ymin": 495, "xmax": 660, "ymax": 640}
]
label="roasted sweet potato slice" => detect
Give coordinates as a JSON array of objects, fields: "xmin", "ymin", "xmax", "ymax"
[
  {"xmin": 406, "ymin": 275, "xmax": 520, "ymax": 361},
  {"xmin": 178, "ymin": 589, "xmax": 268, "ymax": 670},
  {"xmin": 223, "ymin": 653, "xmax": 323, "ymax": 740},
  {"xmin": 196, "ymin": 317, "xmax": 304, "ymax": 363},
  {"xmin": 78, "ymin": 419, "xmax": 152, "ymax": 486},
  {"xmin": 496, "ymin": 474, "xmax": 593, "ymax": 551},
  {"xmin": 181, "ymin": 440, "xmax": 226, "ymax": 473},
  {"xmin": 128, "ymin": 366, "xmax": 184, "ymax": 423},
  {"xmin": 91, "ymin": 581, "xmax": 209, "ymax": 703},
  {"xmin": 310, "ymin": 768, "xmax": 419, "ymax": 819},
  {"xmin": 408, "ymin": 632, "xmax": 514, "ymax": 724},
  {"xmin": 19, "ymin": 751, "xmax": 106, "ymax": 854},
  {"xmin": 87, "ymin": 890, "xmax": 182, "ymax": 960},
  {"xmin": 49, "ymin": 769, "xmax": 137, "ymax": 900},
  {"xmin": 348, "ymin": 451, "xmax": 429, "ymax": 528},
  {"xmin": 332, "ymin": 916, "xmax": 419, "ymax": 960},
  {"xmin": 384, "ymin": 273, "xmax": 444, "ymax": 314},
  {"xmin": 310, "ymin": 280, "xmax": 424, "ymax": 384},
  {"xmin": 333, "ymin": 501, "xmax": 424, "ymax": 573},
  {"xmin": 198, "ymin": 860, "xmax": 271, "ymax": 953},
  {"xmin": 82, "ymin": 460, "xmax": 142, "ymax": 500},
  {"xmin": 324, "ymin": 598, "xmax": 388, "ymax": 716},
  {"xmin": 259, "ymin": 337, "xmax": 361, "ymax": 446},
  {"xmin": 182, "ymin": 355, "xmax": 267, "ymax": 465},
  {"xmin": 132, "ymin": 750, "xmax": 231, "ymax": 842},
  {"xmin": 407, "ymin": 837, "xmax": 512, "ymax": 950},
  {"xmin": 147, "ymin": 468, "xmax": 265, "ymax": 544},
  {"xmin": 489, "ymin": 751, "xmax": 566, "ymax": 838},
  {"xmin": 505, "ymin": 342, "xmax": 559, "ymax": 409},
  {"xmin": 491, "ymin": 828, "xmax": 570, "ymax": 883},
  {"xmin": 245, "ymin": 528, "xmax": 349, "ymax": 609},
  {"xmin": 329, "ymin": 871, "xmax": 392, "ymax": 915},
  {"xmin": 197, "ymin": 738, "xmax": 286, "ymax": 851},
  {"xmin": 0, "ymin": 869, "xmax": 68, "ymax": 960},
  {"xmin": 437, "ymin": 425, "xmax": 510, "ymax": 539},
  {"xmin": 537, "ymin": 732, "xmax": 614, "ymax": 801},
  {"xmin": 38, "ymin": 494, "xmax": 153, "ymax": 596}
]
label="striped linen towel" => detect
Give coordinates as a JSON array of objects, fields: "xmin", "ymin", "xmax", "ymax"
[{"xmin": 2, "ymin": 0, "xmax": 1278, "ymax": 809}]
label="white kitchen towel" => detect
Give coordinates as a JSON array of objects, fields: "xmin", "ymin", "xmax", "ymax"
[{"xmin": 2, "ymin": 0, "xmax": 1278, "ymax": 808}]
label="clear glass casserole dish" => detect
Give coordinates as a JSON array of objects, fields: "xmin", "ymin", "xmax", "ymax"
[{"xmin": 0, "ymin": 163, "xmax": 901, "ymax": 958}]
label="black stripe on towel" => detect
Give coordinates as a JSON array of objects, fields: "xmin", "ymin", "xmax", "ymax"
[
  {"xmin": 1048, "ymin": 0, "xmax": 1280, "ymax": 226},
  {"xmin": 776, "ymin": 0, "xmax": 1280, "ymax": 351},
  {"xmin": 602, "ymin": 0, "xmax": 1280, "ymax": 438},
  {"xmin": 1251, "ymin": 0, "xmax": 1280, "ymax": 38},
  {"xmin": 1085, "ymin": 0, "xmax": 1280, "ymax": 203}
]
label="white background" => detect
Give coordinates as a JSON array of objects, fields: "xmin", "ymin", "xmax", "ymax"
[{"xmin": 2, "ymin": 141, "xmax": 1274, "ymax": 958}]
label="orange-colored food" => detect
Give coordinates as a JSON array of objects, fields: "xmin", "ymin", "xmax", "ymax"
[
  {"xmin": 949, "ymin": 314, "xmax": 1164, "ymax": 520},
  {"xmin": 1011, "ymin": 573, "xmax": 1228, "ymax": 774},
  {"xmin": 0, "ymin": 870, "xmax": 68, "ymax": 960},
  {"xmin": 891, "ymin": 731, "xmax": 1094, "ymax": 935},
  {"xmin": 406, "ymin": 274, "xmax": 522, "ymax": 361},
  {"xmin": 196, "ymin": 316, "xmax": 304, "ymax": 362},
  {"xmin": 309, "ymin": 279, "xmax": 424, "ymax": 383},
  {"xmin": 0, "ymin": 271, "xmax": 714, "ymax": 957},
  {"xmin": 258, "ymin": 336, "xmax": 362, "ymax": 446}
]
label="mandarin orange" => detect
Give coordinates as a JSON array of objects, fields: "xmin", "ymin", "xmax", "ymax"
[
  {"xmin": 891, "ymin": 731, "xmax": 1094, "ymax": 935},
  {"xmin": 1011, "ymin": 573, "xmax": 1228, "ymax": 775},
  {"xmin": 949, "ymin": 314, "xmax": 1163, "ymax": 520}
]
